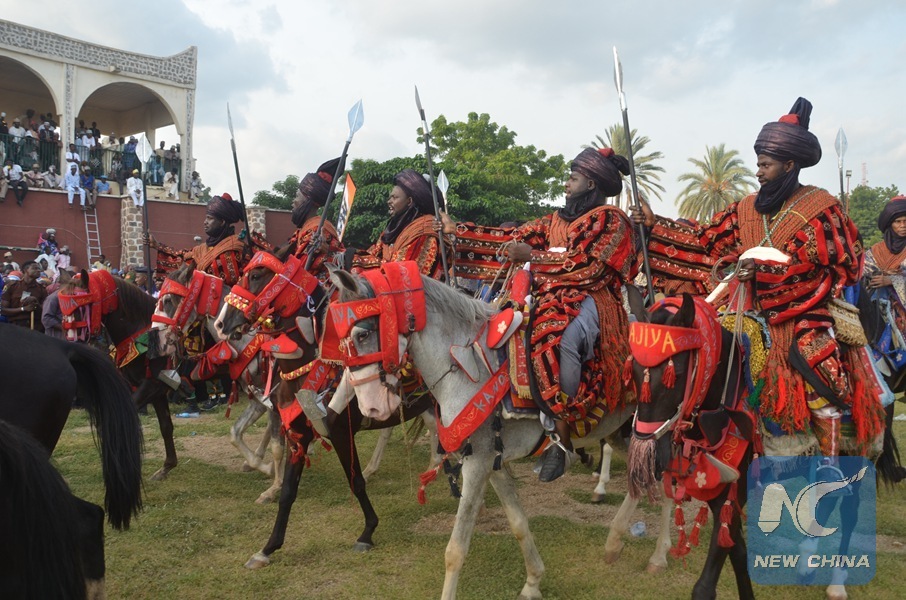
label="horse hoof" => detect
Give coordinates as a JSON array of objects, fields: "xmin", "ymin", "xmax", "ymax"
[
  {"xmin": 604, "ymin": 546, "xmax": 623, "ymax": 564},
  {"xmin": 255, "ymin": 491, "xmax": 276, "ymax": 505},
  {"xmin": 241, "ymin": 462, "xmax": 255, "ymax": 472},
  {"xmin": 352, "ymin": 541, "xmax": 374, "ymax": 553},
  {"xmin": 826, "ymin": 587, "xmax": 847, "ymax": 600},
  {"xmin": 244, "ymin": 552, "xmax": 270, "ymax": 569},
  {"xmin": 590, "ymin": 493, "xmax": 605, "ymax": 503},
  {"xmin": 150, "ymin": 467, "xmax": 171, "ymax": 482},
  {"xmin": 646, "ymin": 562, "xmax": 666, "ymax": 574}
]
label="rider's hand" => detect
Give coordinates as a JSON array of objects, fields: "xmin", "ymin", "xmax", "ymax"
[
  {"xmin": 629, "ymin": 198, "xmax": 655, "ymax": 228},
  {"xmin": 869, "ymin": 274, "xmax": 892, "ymax": 289},
  {"xmin": 736, "ymin": 258, "xmax": 756, "ymax": 282},
  {"xmin": 437, "ymin": 211, "xmax": 456, "ymax": 235},
  {"xmin": 142, "ymin": 233, "xmax": 158, "ymax": 249},
  {"xmin": 507, "ymin": 242, "xmax": 532, "ymax": 263}
]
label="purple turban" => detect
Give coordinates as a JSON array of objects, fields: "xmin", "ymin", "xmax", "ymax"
[
  {"xmin": 570, "ymin": 147, "xmax": 630, "ymax": 197},
  {"xmin": 879, "ymin": 196, "xmax": 906, "ymax": 253},
  {"xmin": 393, "ymin": 169, "xmax": 444, "ymax": 215},
  {"xmin": 298, "ymin": 157, "xmax": 342, "ymax": 206},
  {"xmin": 206, "ymin": 193, "xmax": 245, "ymax": 224},
  {"xmin": 754, "ymin": 97, "xmax": 822, "ymax": 168}
]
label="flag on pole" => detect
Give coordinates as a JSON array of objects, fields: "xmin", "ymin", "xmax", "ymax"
[{"xmin": 336, "ymin": 174, "xmax": 357, "ymax": 242}]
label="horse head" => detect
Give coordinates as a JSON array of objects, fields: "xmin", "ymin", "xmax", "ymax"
[
  {"xmin": 625, "ymin": 289, "xmax": 698, "ymax": 502},
  {"xmin": 151, "ymin": 262, "xmax": 197, "ymax": 356},
  {"xmin": 214, "ymin": 259, "xmax": 280, "ymax": 340},
  {"xmin": 330, "ymin": 266, "xmax": 410, "ymax": 422}
]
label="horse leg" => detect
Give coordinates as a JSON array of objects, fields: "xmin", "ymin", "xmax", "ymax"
[
  {"xmin": 825, "ymin": 485, "xmax": 861, "ymax": 600},
  {"xmin": 74, "ymin": 496, "xmax": 106, "ymax": 600},
  {"xmin": 591, "ymin": 443, "xmax": 614, "ymax": 503},
  {"xmin": 256, "ymin": 410, "xmax": 286, "ymax": 505},
  {"xmin": 420, "ymin": 410, "xmax": 442, "ymax": 470},
  {"xmin": 138, "ymin": 379, "xmax": 177, "ymax": 481},
  {"xmin": 230, "ymin": 400, "xmax": 270, "ymax": 475},
  {"xmin": 330, "ymin": 410, "xmax": 379, "ymax": 551},
  {"xmin": 245, "ymin": 432, "xmax": 311, "ymax": 569},
  {"xmin": 488, "ymin": 468, "xmax": 544, "ymax": 600},
  {"xmin": 691, "ymin": 489, "xmax": 745, "ymax": 600},
  {"xmin": 604, "ymin": 492, "xmax": 639, "ymax": 563},
  {"xmin": 362, "ymin": 426, "xmax": 393, "ymax": 481},
  {"xmin": 646, "ymin": 496, "xmax": 674, "ymax": 573},
  {"xmin": 442, "ymin": 455, "xmax": 492, "ymax": 600}
]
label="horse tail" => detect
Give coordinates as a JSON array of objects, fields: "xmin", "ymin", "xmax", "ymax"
[
  {"xmin": 0, "ymin": 419, "xmax": 87, "ymax": 599},
  {"xmin": 66, "ymin": 342, "xmax": 144, "ymax": 530},
  {"xmin": 877, "ymin": 402, "xmax": 906, "ymax": 488}
]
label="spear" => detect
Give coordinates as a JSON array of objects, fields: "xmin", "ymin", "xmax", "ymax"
[
  {"xmin": 414, "ymin": 86, "xmax": 452, "ymax": 285},
  {"xmin": 834, "ymin": 127, "xmax": 848, "ymax": 212},
  {"xmin": 304, "ymin": 100, "xmax": 364, "ymax": 271},
  {"xmin": 613, "ymin": 47, "xmax": 655, "ymax": 302},
  {"xmin": 136, "ymin": 134, "xmax": 155, "ymax": 294},
  {"xmin": 227, "ymin": 104, "xmax": 252, "ymax": 256}
]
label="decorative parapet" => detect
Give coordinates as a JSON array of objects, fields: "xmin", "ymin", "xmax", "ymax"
[{"xmin": 0, "ymin": 19, "xmax": 196, "ymax": 86}]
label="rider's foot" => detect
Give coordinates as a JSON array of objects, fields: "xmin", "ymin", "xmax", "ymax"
[
  {"xmin": 199, "ymin": 399, "xmax": 218, "ymax": 411},
  {"xmin": 538, "ymin": 444, "xmax": 577, "ymax": 482}
]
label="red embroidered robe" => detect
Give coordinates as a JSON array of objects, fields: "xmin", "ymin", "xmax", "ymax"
[
  {"xmin": 354, "ymin": 215, "xmax": 448, "ymax": 281},
  {"xmin": 453, "ymin": 206, "xmax": 638, "ymax": 435},
  {"xmin": 155, "ymin": 235, "xmax": 249, "ymax": 287},
  {"xmin": 288, "ymin": 216, "xmax": 345, "ymax": 283},
  {"xmin": 645, "ymin": 186, "xmax": 883, "ymax": 443}
]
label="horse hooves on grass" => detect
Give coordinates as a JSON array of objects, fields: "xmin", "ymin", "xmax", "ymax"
[
  {"xmin": 241, "ymin": 462, "xmax": 255, "ymax": 472},
  {"xmin": 590, "ymin": 493, "xmax": 605, "ymax": 503},
  {"xmin": 255, "ymin": 491, "xmax": 277, "ymax": 505},
  {"xmin": 244, "ymin": 552, "xmax": 271, "ymax": 569},
  {"xmin": 352, "ymin": 541, "xmax": 374, "ymax": 553},
  {"xmin": 603, "ymin": 545, "xmax": 623, "ymax": 564},
  {"xmin": 149, "ymin": 467, "xmax": 172, "ymax": 481},
  {"xmin": 826, "ymin": 587, "xmax": 847, "ymax": 600},
  {"xmin": 646, "ymin": 562, "xmax": 666, "ymax": 574}
]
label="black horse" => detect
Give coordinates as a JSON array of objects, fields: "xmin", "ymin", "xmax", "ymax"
[
  {"xmin": 0, "ymin": 325, "xmax": 143, "ymax": 598},
  {"xmin": 61, "ymin": 271, "xmax": 180, "ymax": 480},
  {"xmin": 212, "ymin": 252, "xmax": 436, "ymax": 568}
]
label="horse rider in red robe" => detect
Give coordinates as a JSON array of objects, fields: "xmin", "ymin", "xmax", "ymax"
[
  {"xmin": 632, "ymin": 97, "xmax": 886, "ymax": 457},
  {"xmin": 442, "ymin": 147, "xmax": 639, "ymax": 481}
]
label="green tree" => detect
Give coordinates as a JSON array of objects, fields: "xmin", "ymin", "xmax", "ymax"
[
  {"xmin": 847, "ymin": 184, "xmax": 901, "ymax": 248},
  {"xmin": 590, "ymin": 124, "xmax": 666, "ymax": 204},
  {"xmin": 252, "ymin": 175, "xmax": 300, "ymax": 210},
  {"xmin": 674, "ymin": 144, "xmax": 756, "ymax": 222}
]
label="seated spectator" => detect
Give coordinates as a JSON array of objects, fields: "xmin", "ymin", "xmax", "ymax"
[
  {"xmin": 42, "ymin": 164, "xmax": 62, "ymax": 189},
  {"xmin": 81, "ymin": 167, "xmax": 97, "ymax": 209},
  {"xmin": 127, "ymin": 168, "xmax": 144, "ymax": 206},
  {"xmin": 64, "ymin": 163, "xmax": 86, "ymax": 209},
  {"xmin": 35, "ymin": 253, "xmax": 58, "ymax": 282},
  {"xmin": 24, "ymin": 163, "xmax": 43, "ymax": 188},
  {"xmin": 37, "ymin": 228, "xmax": 59, "ymax": 256},
  {"xmin": 56, "ymin": 245, "xmax": 72, "ymax": 271},
  {"xmin": 96, "ymin": 174, "xmax": 111, "ymax": 195},
  {"xmin": 189, "ymin": 171, "xmax": 203, "ymax": 202},
  {"xmin": 1, "ymin": 158, "xmax": 28, "ymax": 206},
  {"xmin": 91, "ymin": 254, "xmax": 111, "ymax": 272},
  {"xmin": 2, "ymin": 251, "xmax": 19, "ymax": 271},
  {"xmin": 163, "ymin": 168, "xmax": 178, "ymax": 199},
  {"xmin": 0, "ymin": 260, "xmax": 47, "ymax": 331}
]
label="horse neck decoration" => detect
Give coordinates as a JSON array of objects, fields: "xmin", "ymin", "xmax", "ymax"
[
  {"xmin": 152, "ymin": 267, "xmax": 223, "ymax": 333},
  {"xmin": 58, "ymin": 269, "xmax": 119, "ymax": 342}
]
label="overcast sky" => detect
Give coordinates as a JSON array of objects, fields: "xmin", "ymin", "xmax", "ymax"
[{"xmin": 6, "ymin": 1, "xmax": 905, "ymax": 217}]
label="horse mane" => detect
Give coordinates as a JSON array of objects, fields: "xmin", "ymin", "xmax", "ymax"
[
  {"xmin": 421, "ymin": 275, "xmax": 496, "ymax": 325},
  {"xmin": 167, "ymin": 262, "xmax": 194, "ymax": 285},
  {"xmin": 114, "ymin": 277, "xmax": 156, "ymax": 324}
]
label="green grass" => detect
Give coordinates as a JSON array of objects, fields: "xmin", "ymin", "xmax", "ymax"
[{"xmin": 53, "ymin": 403, "xmax": 906, "ymax": 599}]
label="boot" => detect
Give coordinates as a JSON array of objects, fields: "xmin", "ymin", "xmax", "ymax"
[
  {"xmin": 538, "ymin": 433, "xmax": 577, "ymax": 482},
  {"xmin": 811, "ymin": 407, "xmax": 842, "ymax": 457}
]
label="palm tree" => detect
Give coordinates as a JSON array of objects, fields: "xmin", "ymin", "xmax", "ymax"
[
  {"xmin": 589, "ymin": 124, "xmax": 666, "ymax": 210},
  {"xmin": 675, "ymin": 144, "xmax": 756, "ymax": 222}
]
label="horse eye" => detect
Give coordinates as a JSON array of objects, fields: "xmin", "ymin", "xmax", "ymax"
[{"xmin": 355, "ymin": 330, "xmax": 370, "ymax": 343}]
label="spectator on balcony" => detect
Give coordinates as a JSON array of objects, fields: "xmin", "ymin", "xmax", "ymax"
[
  {"xmin": 64, "ymin": 163, "xmax": 86, "ymax": 209},
  {"xmin": 2, "ymin": 158, "xmax": 28, "ymax": 206},
  {"xmin": 56, "ymin": 245, "xmax": 71, "ymax": 271},
  {"xmin": 110, "ymin": 154, "xmax": 125, "ymax": 194},
  {"xmin": 123, "ymin": 136, "xmax": 138, "ymax": 172},
  {"xmin": 90, "ymin": 122, "xmax": 100, "ymax": 140},
  {"xmin": 104, "ymin": 131, "xmax": 119, "ymax": 149},
  {"xmin": 81, "ymin": 129, "xmax": 97, "ymax": 158},
  {"xmin": 8, "ymin": 118, "xmax": 26, "ymax": 162},
  {"xmin": 24, "ymin": 163, "xmax": 43, "ymax": 188},
  {"xmin": 23, "ymin": 124, "xmax": 39, "ymax": 166},
  {"xmin": 81, "ymin": 166, "xmax": 97, "ymax": 210},
  {"xmin": 38, "ymin": 122, "xmax": 55, "ymax": 169},
  {"xmin": 127, "ymin": 168, "xmax": 144, "ymax": 207},
  {"xmin": 96, "ymin": 174, "xmax": 111, "ymax": 195},
  {"xmin": 65, "ymin": 143, "xmax": 80, "ymax": 170},
  {"xmin": 188, "ymin": 170, "xmax": 203, "ymax": 202},
  {"xmin": 163, "ymin": 168, "xmax": 178, "ymax": 199},
  {"xmin": 42, "ymin": 164, "xmax": 62, "ymax": 189}
]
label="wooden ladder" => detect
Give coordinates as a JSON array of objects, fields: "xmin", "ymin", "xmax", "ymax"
[{"xmin": 84, "ymin": 207, "xmax": 102, "ymax": 265}]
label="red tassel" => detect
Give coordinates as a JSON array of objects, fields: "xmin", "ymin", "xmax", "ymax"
[
  {"xmin": 662, "ymin": 358, "xmax": 676, "ymax": 389},
  {"xmin": 671, "ymin": 527, "xmax": 691, "ymax": 558},
  {"xmin": 689, "ymin": 505, "xmax": 709, "ymax": 547},
  {"xmin": 718, "ymin": 492, "xmax": 736, "ymax": 548},
  {"xmin": 417, "ymin": 465, "xmax": 441, "ymax": 505},
  {"xmin": 640, "ymin": 368, "xmax": 651, "ymax": 403},
  {"xmin": 224, "ymin": 381, "xmax": 239, "ymax": 418},
  {"xmin": 622, "ymin": 357, "xmax": 634, "ymax": 387},
  {"xmin": 674, "ymin": 504, "xmax": 685, "ymax": 527}
]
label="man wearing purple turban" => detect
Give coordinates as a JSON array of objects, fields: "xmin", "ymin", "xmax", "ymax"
[{"xmin": 633, "ymin": 97, "xmax": 885, "ymax": 458}]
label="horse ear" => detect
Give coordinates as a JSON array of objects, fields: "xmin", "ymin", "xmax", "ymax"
[
  {"xmin": 670, "ymin": 293, "xmax": 696, "ymax": 328},
  {"xmin": 274, "ymin": 242, "xmax": 294, "ymax": 262},
  {"xmin": 79, "ymin": 269, "xmax": 90, "ymax": 286},
  {"xmin": 626, "ymin": 284, "xmax": 649, "ymax": 323},
  {"xmin": 329, "ymin": 267, "xmax": 361, "ymax": 298}
]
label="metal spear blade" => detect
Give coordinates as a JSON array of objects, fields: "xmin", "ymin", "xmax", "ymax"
[
  {"xmin": 347, "ymin": 100, "xmax": 364, "ymax": 141},
  {"xmin": 414, "ymin": 85, "xmax": 424, "ymax": 114},
  {"xmin": 227, "ymin": 103, "xmax": 235, "ymax": 138},
  {"xmin": 437, "ymin": 170, "xmax": 449, "ymax": 196},
  {"xmin": 612, "ymin": 47, "xmax": 624, "ymax": 95},
  {"xmin": 834, "ymin": 127, "xmax": 848, "ymax": 159}
]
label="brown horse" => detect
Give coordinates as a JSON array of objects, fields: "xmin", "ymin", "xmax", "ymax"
[{"xmin": 214, "ymin": 251, "xmax": 438, "ymax": 568}]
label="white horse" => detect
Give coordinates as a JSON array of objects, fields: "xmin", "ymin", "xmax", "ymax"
[{"xmin": 330, "ymin": 268, "xmax": 672, "ymax": 600}]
